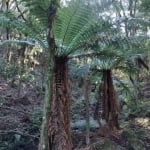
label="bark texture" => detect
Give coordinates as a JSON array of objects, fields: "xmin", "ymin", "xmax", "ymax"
[
  {"xmin": 102, "ymin": 69, "xmax": 120, "ymax": 129},
  {"xmin": 48, "ymin": 56, "xmax": 72, "ymax": 150},
  {"xmin": 38, "ymin": 32, "xmax": 55, "ymax": 150}
]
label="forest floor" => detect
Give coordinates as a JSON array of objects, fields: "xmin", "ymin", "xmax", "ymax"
[
  {"xmin": 0, "ymin": 79, "xmax": 43, "ymax": 150},
  {"xmin": 0, "ymin": 79, "xmax": 150, "ymax": 150}
]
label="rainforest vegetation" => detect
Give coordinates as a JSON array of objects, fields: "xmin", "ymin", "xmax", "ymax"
[{"xmin": 0, "ymin": 0, "xmax": 149, "ymax": 150}]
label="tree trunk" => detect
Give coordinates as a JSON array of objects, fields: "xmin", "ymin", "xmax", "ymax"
[
  {"xmin": 38, "ymin": 2, "xmax": 58, "ymax": 150},
  {"xmin": 93, "ymin": 83, "xmax": 103, "ymax": 127},
  {"xmin": 48, "ymin": 56, "xmax": 72, "ymax": 150},
  {"xmin": 107, "ymin": 70, "xmax": 120, "ymax": 129},
  {"xmin": 102, "ymin": 70, "xmax": 109, "ymax": 122},
  {"xmin": 38, "ymin": 32, "xmax": 55, "ymax": 150},
  {"xmin": 102, "ymin": 69, "xmax": 120, "ymax": 130},
  {"xmin": 84, "ymin": 74, "xmax": 90, "ymax": 145}
]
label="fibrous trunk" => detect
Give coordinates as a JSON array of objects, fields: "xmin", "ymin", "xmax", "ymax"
[
  {"xmin": 48, "ymin": 56, "xmax": 72, "ymax": 150},
  {"xmin": 102, "ymin": 69, "xmax": 120, "ymax": 129}
]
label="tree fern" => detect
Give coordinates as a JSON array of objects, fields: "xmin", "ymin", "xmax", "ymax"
[
  {"xmin": 21, "ymin": 0, "xmax": 60, "ymax": 26},
  {"xmin": 53, "ymin": 0, "xmax": 99, "ymax": 56}
]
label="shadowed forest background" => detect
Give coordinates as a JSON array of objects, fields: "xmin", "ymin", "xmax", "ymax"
[{"xmin": 0, "ymin": 0, "xmax": 149, "ymax": 150}]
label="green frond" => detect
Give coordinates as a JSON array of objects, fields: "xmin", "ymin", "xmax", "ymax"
[
  {"xmin": 113, "ymin": 75, "xmax": 131, "ymax": 93},
  {"xmin": 0, "ymin": 10, "xmax": 48, "ymax": 50},
  {"xmin": 53, "ymin": 0, "xmax": 98, "ymax": 56},
  {"xmin": 0, "ymin": 11, "xmax": 17, "ymax": 28},
  {"xmin": 140, "ymin": 0, "xmax": 150, "ymax": 13},
  {"xmin": 0, "ymin": 39, "xmax": 35, "ymax": 46},
  {"xmin": 21, "ymin": 0, "xmax": 60, "ymax": 26},
  {"xmin": 67, "ymin": 19, "xmax": 114, "ymax": 54}
]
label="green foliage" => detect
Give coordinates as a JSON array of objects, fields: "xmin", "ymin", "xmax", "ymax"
[
  {"xmin": 121, "ymin": 98, "xmax": 150, "ymax": 120},
  {"xmin": 28, "ymin": 108, "xmax": 42, "ymax": 136},
  {"xmin": 0, "ymin": 58, "xmax": 35, "ymax": 84},
  {"xmin": 93, "ymin": 138, "xmax": 126, "ymax": 150},
  {"xmin": 53, "ymin": 0, "xmax": 99, "ymax": 55},
  {"xmin": 21, "ymin": 0, "xmax": 60, "ymax": 26},
  {"xmin": 130, "ymin": 99, "xmax": 150, "ymax": 117},
  {"xmin": 121, "ymin": 124, "xmax": 147, "ymax": 150},
  {"xmin": 140, "ymin": 0, "xmax": 150, "ymax": 13},
  {"xmin": 0, "ymin": 59, "xmax": 19, "ymax": 79},
  {"xmin": 0, "ymin": 133, "xmax": 26, "ymax": 150},
  {"xmin": 0, "ymin": 11, "xmax": 17, "ymax": 29},
  {"xmin": 71, "ymin": 117, "xmax": 99, "ymax": 130},
  {"xmin": 0, "ymin": 0, "xmax": 149, "ymax": 149}
]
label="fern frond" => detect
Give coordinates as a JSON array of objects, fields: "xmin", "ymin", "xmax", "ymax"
[
  {"xmin": 53, "ymin": 0, "xmax": 98, "ymax": 56},
  {"xmin": 0, "ymin": 39, "xmax": 35, "ymax": 46},
  {"xmin": 21, "ymin": 0, "xmax": 60, "ymax": 26},
  {"xmin": 0, "ymin": 12, "xmax": 48, "ymax": 50}
]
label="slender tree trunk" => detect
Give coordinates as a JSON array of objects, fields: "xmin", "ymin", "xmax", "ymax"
[
  {"xmin": 48, "ymin": 56, "xmax": 72, "ymax": 150},
  {"xmin": 93, "ymin": 83, "xmax": 103, "ymax": 127},
  {"xmin": 18, "ymin": 45, "xmax": 26, "ymax": 97},
  {"xmin": 5, "ymin": 1, "xmax": 11, "ymax": 63},
  {"xmin": 84, "ymin": 74, "xmax": 90, "ymax": 145},
  {"xmin": 38, "ymin": 2, "xmax": 58, "ymax": 150},
  {"xmin": 38, "ymin": 31, "xmax": 55, "ymax": 150}
]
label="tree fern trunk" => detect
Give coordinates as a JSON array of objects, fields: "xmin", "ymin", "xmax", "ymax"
[
  {"xmin": 48, "ymin": 56, "xmax": 72, "ymax": 150},
  {"xmin": 107, "ymin": 70, "xmax": 119, "ymax": 129},
  {"xmin": 102, "ymin": 70, "xmax": 109, "ymax": 122},
  {"xmin": 102, "ymin": 69, "xmax": 120, "ymax": 130}
]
